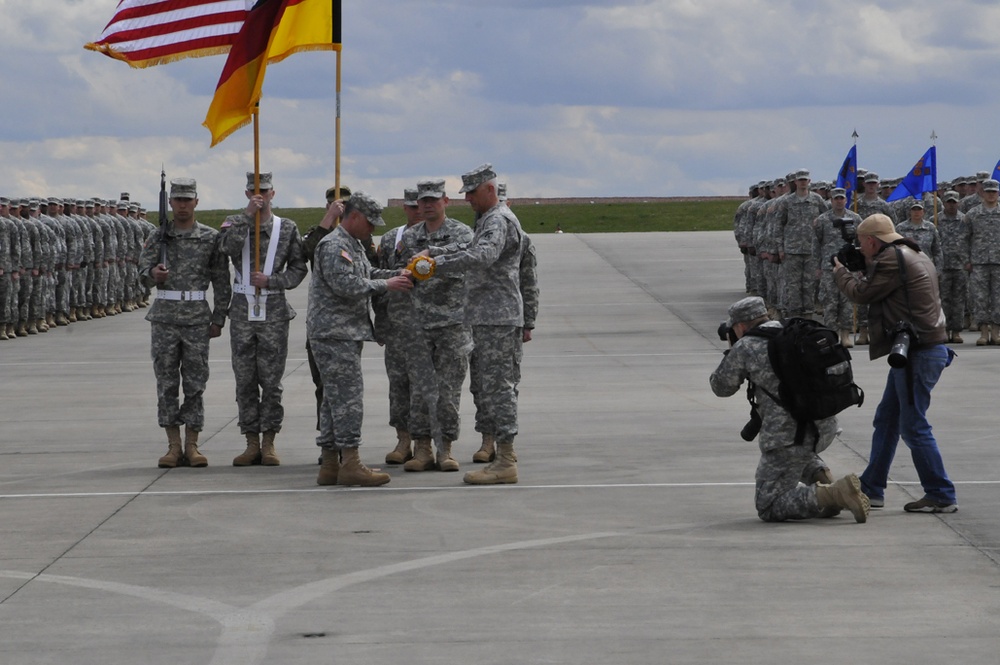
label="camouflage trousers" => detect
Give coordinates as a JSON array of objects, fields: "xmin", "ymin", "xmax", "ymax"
[
  {"xmin": 405, "ymin": 324, "xmax": 472, "ymax": 441},
  {"xmin": 382, "ymin": 324, "xmax": 411, "ymax": 431},
  {"xmin": 469, "ymin": 325, "xmax": 522, "ymax": 444},
  {"xmin": 150, "ymin": 321, "xmax": 212, "ymax": 430},
  {"xmin": 230, "ymin": 318, "xmax": 289, "ymax": 434},
  {"xmin": 310, "ymin": 338, "xmax": 365, "ymax": 450},
  {"xmin": 970, "ymin": 264, "xmax": 1000, "ymax": 325},
  {"xmin": 764, "ymin": 260, "xmax": 780, "ymax": 309},
  {"xmin": 779, "ymin": 254, "xmax": 816, "ymax": 316},
  {"xmin": 940, "ymin": 268, "xmax": 969, "ymax": 332},
  {"xmin": 755, "ymin": 444, "xmax": 827, "ymax": 522},
  {"xmin": 72, "ymin": 266, "xmax": 88, "ymax": 308},
  {"xmin": 90, "ymin": 264, "xmax": 106, "ymax": 309},
  {"xmin": 55, "ymin": 268, "xmax": 70, "ymax": 315},
  {"xmin": 749, "ymin": 255, "xmax": 764, "ymax": 296},
  {"xmin": 818, "ymin": 271, "xmax": 854, "ymax": 330},
  {"xmin": 0, "ymin": 273, "xmax": 10, "ymax": 323}
]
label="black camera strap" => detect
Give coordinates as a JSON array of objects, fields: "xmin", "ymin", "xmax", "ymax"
[{"xmin": 893, "ymin": 244, "xmax": 916, "ymax": 406}]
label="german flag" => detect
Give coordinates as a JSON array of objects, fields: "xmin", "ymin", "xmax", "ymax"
[{"xmin": 204, "ymin": 0, "xmax": 341, "ymax": 146}]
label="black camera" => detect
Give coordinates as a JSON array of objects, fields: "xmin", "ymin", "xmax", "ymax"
[
  {"xmin": 740, "ymin": 407, "xmax": 762, "ymax": 441},
  {"xmin": 718, "ymin": 321, "xmax": 738, "ymax": 346},
  {"xmin": 888, "ymin": 321, "xmax": 919, "ymax": 368},
  {"xmin": 832, "ymin": 243, "xmax": 866, "ymax": 272}
]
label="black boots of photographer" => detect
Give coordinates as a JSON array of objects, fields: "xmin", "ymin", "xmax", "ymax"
[{"xmin": 815, "ymin": 473, "xmax": 870, "ymax": 523}]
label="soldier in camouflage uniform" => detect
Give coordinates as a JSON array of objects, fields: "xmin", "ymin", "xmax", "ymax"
[
  {"xmin": 302, "ymin": 184, "xmax": 351, "ymax": 446},
  {"xmin": 965, "ymin": 179, "xmax": 1000, "ymax": 345},
  {"xmin": 775, "ymin": 169, "xmax": 828, "ymax": 317},
  {"xmin": 812, "ymin": 188, "xmax": 862, "ymax": 347},
  {"xmin": 307, "ymin": 192, "xmax": 413, "ymax": 487},
  {"xmin": 374, "ymin": 187, "xmax": 422, "ymax": 465},
  {"xmin": 710, "ymin": 296, "xmax": 869, "ymax": 523},
  {"xmin": 391, "ymin": 179, "xmax": 475, "ymax": 473},
  {"xmin": 220, "ymin": 172, "xmax": 307, "ymax": 467},
  {"xmin": 138, "ymin": 178, "xmax": 231, "ymax": 469},
  {"xmin": 733, "ymin": 184, "xmax": 759, "ymax": 295},
  {"xmin": 0, "ymin": 197, "xmax": 13, "ymax": 340},
  {"xmin": 937, "ymin": 191, "xmax": 972, "ymax": 342},
  {"xmin": 421, "ymin": 164, "xmax": 535, "ymax": 485},
  {"xmin": 896, "ymin": 201, "xmax": 943, "ymax": 273},
  {"xmin": 960, "ymin": 171, "xmax": 989, "ymax": 214}
]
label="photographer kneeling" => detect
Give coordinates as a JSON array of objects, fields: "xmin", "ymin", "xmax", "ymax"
[
  {"xmin": 710, "ymin": 297, "xmax": 870, "ymax": 523},
  {"xmin": 833, "ymin": 214, "xmax": 958, "ymax": 513}
]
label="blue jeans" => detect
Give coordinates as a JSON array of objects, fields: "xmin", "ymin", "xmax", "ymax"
[{"xmin": 860, "ymin": 344, "xmax": 956, "ymax": 504}]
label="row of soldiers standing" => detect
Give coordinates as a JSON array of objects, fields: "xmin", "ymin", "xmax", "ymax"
[
  {"xmin": 0, "ymin": 195, "xmax": 154, "ymax": 339},
  {"xmin": 733, "ymin": 168, "xmax": 1000, "ymax": 347}
]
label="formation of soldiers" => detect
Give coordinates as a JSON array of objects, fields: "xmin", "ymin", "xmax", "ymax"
[
  {"xmin": 733, "ymin": 168, "xmax": 1000, "ymax": 347},
  {"xmin": 0, "ymin": 194, "xmax": 155, "ymax": 340}
]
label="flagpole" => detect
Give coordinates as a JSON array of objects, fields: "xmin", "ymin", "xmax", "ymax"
[
  {"xmin": 851, "ymin": 129, "xmax": 859, "ymax": 213},
  {"xmin": 335, "ymin": 47, "xmax": 342, "ymax": 207},
  {"xmin": 931, "ymin": 130, "xmax": 939, "ymax": 226},
  {"xmin": 253, "ymin": 104, "xmax": 261, "ymax": 318}
]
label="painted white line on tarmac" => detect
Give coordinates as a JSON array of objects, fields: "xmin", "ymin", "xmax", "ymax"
[{"xmin": 0, "ymin": 479, "xmax": 996, "ymax": 500}]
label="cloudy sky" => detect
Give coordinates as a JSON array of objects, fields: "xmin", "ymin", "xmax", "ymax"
[{"xmin": 3, "ymin": 0, "xmax": 1000, "ymax": 209}]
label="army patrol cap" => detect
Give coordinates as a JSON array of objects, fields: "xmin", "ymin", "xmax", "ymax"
[
  {"xmin": 348, "ymin": 191, "xmax": 385, "ymax": 226},
  {"xmin": 84, "ymin": 200, "xmax": 95, "ymax": 209},
  {"xmin": 983, "ymin": 179, "xmax": 1000, "ymax": 192},
  {"xmin": 910, "ymin": 200, "xmax": 924, "ymax": 210},
  {"xmin": 117, "ymin": 200, "xmax": 128, "ymax": 210},
  {"xmin": 47, "ymin": 196, "xmax": 62, "ymax": 205},
  {"xmin": 417, "ymin": 179, "xmax": 446, "ymax": 200},
  {"xmin": 794, "ymin": 169, "xmax": 810, "ymax": 180},
  {"xmin": 498, "ymin": 182, "xmax": 508, "ymax": 201},
  {"xmin": 857, "ymin": 214, "xmax": 903, "ymax": 243},
  {"xmin": 943, "ymin": 190, "xmax": 960, "ymax": 202},
  {"xmin": 0, "ymin": 196, "xmax": 8, "ymax": 205},
  {"xmin": 403, "ymin": 188, "xmax": 419, "ymax": 207},
  {"xmin": 459, "ymin": 163, "xmax": 497, "ymax": 193},
  {"xmin": 325, "ymin": 184, "xmax": 351, "ymax": 202},
  {"xmin": 726, "ymin": 296, "xmax": 768, "ymax": 328},
  {"xmin": 169, "ymin": 178, "xmax": 198, "ymax": 199},
  {"xmin": 129, "ymin": 203, "xmax": 139, "ymax": 213},
  {"xmin": 977, "ymin": 171, "xmax": 990, "ymax": 181},
  {"xmin": 831, "ymin": 187, "xmax": 847, "ymax": 199},
  {"xmin": 246, "ymin": 172, "xmax": 273, "ymax": 191},
  {"xmin": 28, "ymin": 199, "xmax": 40, "ymax": 211}
]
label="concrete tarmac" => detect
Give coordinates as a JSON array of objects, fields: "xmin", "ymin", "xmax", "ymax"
[{"xmin": 0, "ymin": 231, "xmax": 998, "ymax": 664}]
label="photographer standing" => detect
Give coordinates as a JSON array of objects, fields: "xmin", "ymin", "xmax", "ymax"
[
  {"xmin": 833, "ymin": 214, "xmax": 957, "ymax": 513},
  {"xmin": 709, "ymin": 296, "xmax": 870, "ymax": 523}
]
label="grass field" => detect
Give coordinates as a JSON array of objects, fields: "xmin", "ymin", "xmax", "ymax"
[{"xmin": 188, "ymin": 199, "xmax": 741, "ymax": 235}]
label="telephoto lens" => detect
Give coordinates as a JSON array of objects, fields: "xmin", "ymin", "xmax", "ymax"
[{"xmin": 888, "ymin": 327, "xmax": 912, "ymax": 368}]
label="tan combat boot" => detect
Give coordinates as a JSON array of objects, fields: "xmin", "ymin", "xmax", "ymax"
[
  {"xmin": 464, "ymin": 442, "xmax": 518, "ymax": 485},
  {"xmin": 436, "ymin": 440, "xmax": 460, "ymax": 472},
  {"xmin": 815, "ymin": 474, "xmax": 870, "ymax": 523},
  {"xmin": 158, "ymin": 426, "xmax": 184, "ymax": 468},
  {"xmin": 56, "ymin": 312, "xmax": 69, "ymax": 326},
  {"xmin": 260, "ymin": 430, "xmax": 280, "ymax": 466},
  {"xmin": 951, "ymin": 330, "xmax": 964, "ymax": 344},
  {"xmin": 403, "ymin": 437, "xmax": 435, "ymax": 472},
  {"xmin": 856, "ymin": 326, "xmax": 869, "ymax": 345},
  {"xmin": 317, "ymin": 448, "xmax": 340, "ymax": 485},
  {"xmin": 839, "ymin": 330, "xmax": 853, "ymax": 349},
  {"xmin": 337, "ymin": 447, "xmax": 390, "ymax": 486},
  {"xmin": 384, "ymin": 428, "xmax": 412, "ymax": 464},
  {"xmin": 27, "ymin": 320, "xmax": 37, "ymax": 334},
  {"xmin": 16, "ymin": 321, "xmax": 28, "ymax": 336},
  {"xmin": 992, "ymin": 324, "xmax": 1000, "ymax": 346},
  {"xmin": 233, "ymin": 432, "xmax": 262, "ymax": 466},
  {"xmin": 68, "ymin": 307, "xmax": 77, "ymax": 323},
  {"xmin": 183, "ymin": 427, "xmax": 207, "ymax": 467},
  {"xmin": 809, "ymin": 467, "xmax": 840, "ymax": 518},
  {"xmin": 977, "ymin": 324, "xmax": 989, "ymax": 346},
  {"xmin": 0, "ymin": 326, "xmax": 7, "ymax": 341},
  {"xmin": 472, "ymin": 433, "xmax": 496, "ymax": 463},
  {"xmin": 6, "ymin": 323, "xmax": 15, "ymax": 337}
]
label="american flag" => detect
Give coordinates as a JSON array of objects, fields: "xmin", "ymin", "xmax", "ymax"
[{"xmin": 85, "ymin": 0, "xmax": 254, "ymax": 68}]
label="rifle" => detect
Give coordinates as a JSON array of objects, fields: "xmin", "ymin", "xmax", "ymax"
[{"xmin": 158, "ymin": 166, "xmax": 169, "ymax": 268}]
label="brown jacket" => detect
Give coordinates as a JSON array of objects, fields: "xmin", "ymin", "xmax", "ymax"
[{"xmin": 834, "ymin": 240, "xmax": 947, "ymax": 360}]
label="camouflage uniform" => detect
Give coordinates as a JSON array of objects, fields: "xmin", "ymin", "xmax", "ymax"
[
  {"xmin": 220, "ymin": 211, "xmax": 307, "ymax": 434},
  {"xmin": 710, "ymin": 319, "xmax": 838, "ymax": 522},
  {"xmin": 855, "ymin": 195, "xmax": 897, "ymax": 225},
  {"xmin": 896, "ymin": 218, "xmax": 943, "ymax": 273},
  {"xmin": 812, "ymin": 207, "xmax": 862, "ymax": 330},
  {"xmin": 374, "ymin": 223, "xmax": 415, "ymax": 434},
  {"xmin": 307, "ymin": 224, "xmax": 400, "ymax": 451},
  {"xmin": 937, "ymin": 208, "xmax": 971, "ymax": 333},
  {"xmin": 965, "ymin": 201, "xmax": 1000, "ymax": 326},
  {"xmin": 775, "ymin": 187, "xmax": 828, "ymax": 317},
  {"xmin": 397, "ymin": 217, "xmax": 474, "ymax": 441},
  {"xmin": 429, "ymin": 203, "xmax": 531, "ymax": 445},
  {"xmin": 0, "ymin": 203, "xmax": 13, "ymax": 329},
  {"xmin": 138, "ymin": 221, "xmax": 230, "ymax": 431}
]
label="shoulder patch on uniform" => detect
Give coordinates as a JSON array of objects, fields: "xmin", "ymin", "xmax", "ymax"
[{"xmin": 340, "ymin": 249, "xmax": 354, "ymax": 263}]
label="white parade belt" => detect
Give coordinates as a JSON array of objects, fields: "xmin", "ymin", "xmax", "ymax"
[
  {"xmin": 232, "ymin": 283, "xmax": 277, "ymax": 295},
  {"xmin": 156, "ymin": 290, "xmax": 206, "ymax": 301}
]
